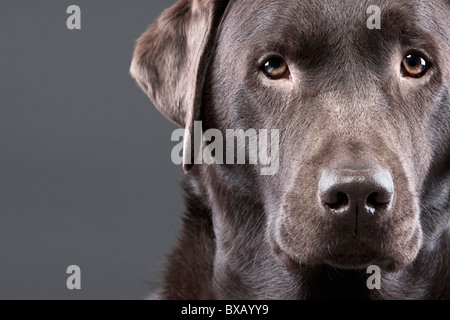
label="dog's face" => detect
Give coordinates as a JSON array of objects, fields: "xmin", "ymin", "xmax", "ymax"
[{"xmin": 132, "ymin": 0, "xmax": 450, "ymax": 273}]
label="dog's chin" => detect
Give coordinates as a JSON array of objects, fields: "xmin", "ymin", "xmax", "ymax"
[
  {"xmin": 324, "ymin": 254, "xmax": 376, "ymax": 271},
  {"xmin": 323, "ymin": 251, "xmax": 393, "ymax": 272},
  {"xmin": 322, "ymin": 240, "xmax": 390, "ymax": 271},
  {"xmin": 270, "ymin": 234, "xmax": 420, "ymax": 273}
]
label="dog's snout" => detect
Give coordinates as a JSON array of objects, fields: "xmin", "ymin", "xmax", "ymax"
[{"xmin": 318, "ymin": 166, "xmax": 394, "ymax": 219}]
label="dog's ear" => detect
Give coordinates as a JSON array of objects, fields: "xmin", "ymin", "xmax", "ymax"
[{"xmin": 130, "ymin": 0, "xmax": 230, "ymax": 172}]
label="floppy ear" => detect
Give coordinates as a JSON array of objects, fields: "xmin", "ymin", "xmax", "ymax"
[{"xmin": 130, "ymin": 0, "xmax": 230, "ymax": 172}]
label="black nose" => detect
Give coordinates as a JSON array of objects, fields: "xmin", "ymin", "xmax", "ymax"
[{"xmin": 318, "ymin": 166, "xmax": 394, "ymax": 218}]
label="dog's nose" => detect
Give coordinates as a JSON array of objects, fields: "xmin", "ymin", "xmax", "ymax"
[{"xmin": 318, "ymin": 166, "xmax": 394, "ymax": 219}]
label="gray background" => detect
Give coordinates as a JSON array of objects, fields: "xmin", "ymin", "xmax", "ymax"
[{"xmin": 0, "ymin": 0, "xmax": 182, "ymax": 299}]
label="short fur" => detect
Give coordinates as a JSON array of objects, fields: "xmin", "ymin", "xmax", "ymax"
[{"xmin": 131, "ymin": 0, "xmax": 450, "ymax": 299}]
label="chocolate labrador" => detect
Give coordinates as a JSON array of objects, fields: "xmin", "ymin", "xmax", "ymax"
[{"xmin": 130, "ymin": 0, "xmax": 450, "ymax": 299}]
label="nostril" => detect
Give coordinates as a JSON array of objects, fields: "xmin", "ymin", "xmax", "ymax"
[
  {"xmin": 366, "ymin": 192, "xmax": 392, "ymax": 210},
  {"xmin": 322, "ymin": 192, "xmax": 349, "ymax": 211}
]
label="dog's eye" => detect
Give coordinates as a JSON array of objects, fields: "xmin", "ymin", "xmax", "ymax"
[
  {"xmin": 401, "ymin": 54, "xmax": 429, "ymax": 78},
  {"xmin": 261, "ymin": 58, "xmax": 290, "ymax": 80}
]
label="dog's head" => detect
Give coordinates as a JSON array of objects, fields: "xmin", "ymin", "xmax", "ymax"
[{"xmin": 131, "ymin": 0, "xmax": 450, "ymax": 272}]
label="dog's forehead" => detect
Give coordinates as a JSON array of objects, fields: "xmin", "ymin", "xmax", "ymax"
[
  {"xmin": 217, "ymin": 0, "xmax": 448, "ymax": 76},
  {"xmin": 223, "ymin": 0, "xmax": 445, "ymax": 46},
  {"xmin": 214, "ymin": 0, "xmax": 448, "ymax": 103}
]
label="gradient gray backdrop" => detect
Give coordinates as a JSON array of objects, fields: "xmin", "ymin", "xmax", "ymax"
[{"xmin": 0, "ymin": 0, "xmax": 182, "ymax": 299}]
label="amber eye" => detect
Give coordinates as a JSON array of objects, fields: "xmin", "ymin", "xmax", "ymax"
[
  {"xmin": 401, "ymin": 54, "xmax": 429, "ymax": 78},
  {"xmin": 261, "ymin": 58, "xmax": 290, "ymax": 79}
]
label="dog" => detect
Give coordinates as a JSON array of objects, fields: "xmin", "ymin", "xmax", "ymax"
[{"xmin": 130, "ymin": 0, "xmax": 450, "ymax": 299}]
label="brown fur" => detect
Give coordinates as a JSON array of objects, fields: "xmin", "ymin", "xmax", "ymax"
[{"xmin": 131, "ymin": 0, "xmax": 450, "ymax": 299}]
